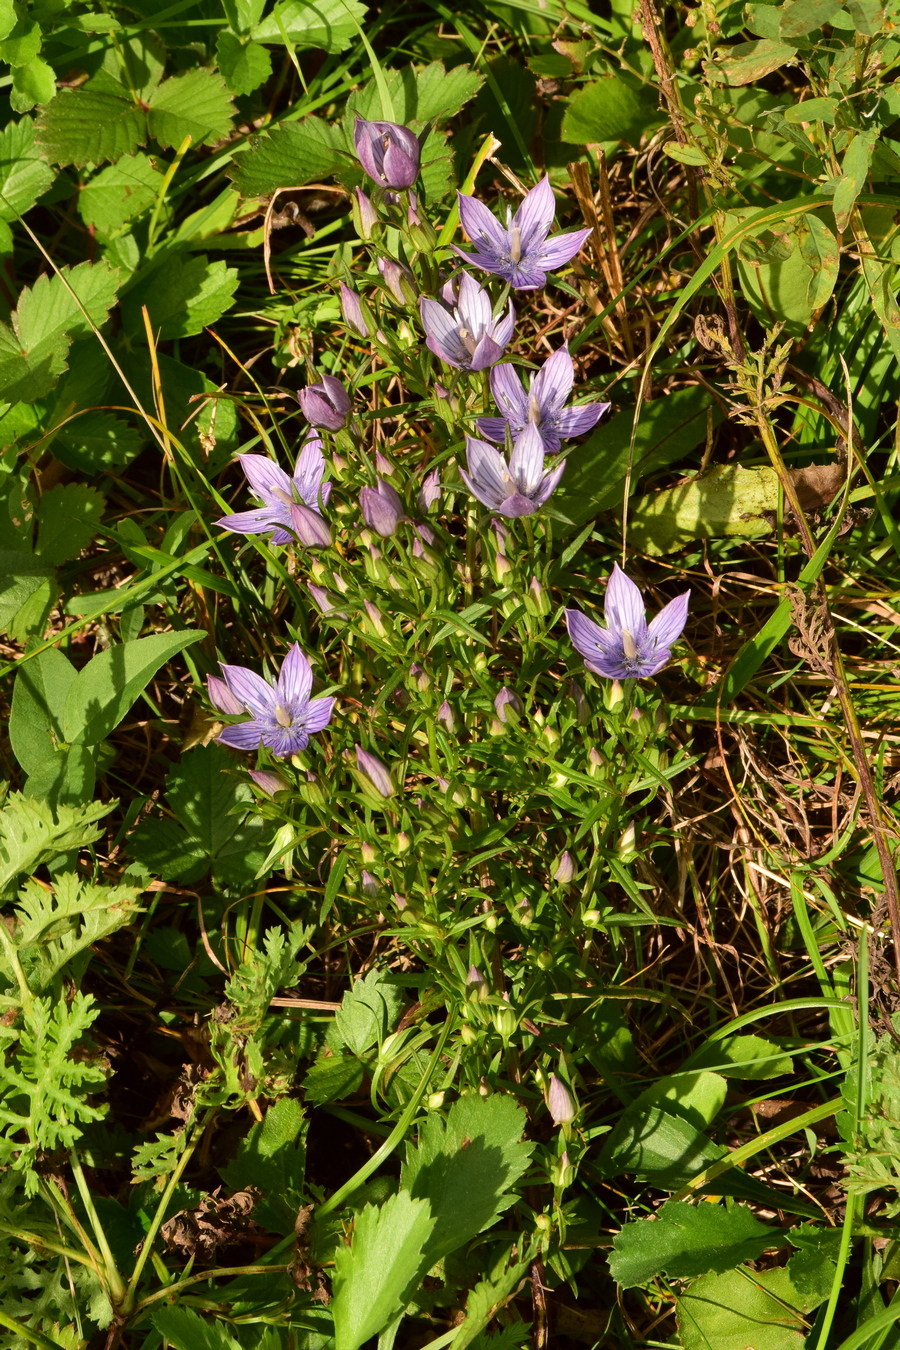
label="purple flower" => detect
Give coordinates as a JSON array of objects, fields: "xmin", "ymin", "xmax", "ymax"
[
  {"xmin": 378, "ymin": 256, "xmax": 416, "ymax": 305},
  {"xmin": 298, "ymin": 374, "xmax": 350, "ymax": 431},
  {"xmin": 360, "ymin": 479, "xmax": 405, "ymax": 537},
  {"xmin": 566, "ymin": 564, "xmax": 690, "ymax": 680},
  {"xmin": 207, "ymin": 674, "xmax": 244, "ymax": 715},
  {"xmin": 339, "ymin": 282, "xmax": 369, "ymax": 337},
  {"xmin": 454, "ymin": 176, "xmax": 591, "ymax": 291},
  {"xmin": 547, "ymin": 1074, "xmax": 576, "ymax": 1125},
  {"xmin": 351, "ymin": 186, "xmax": 378, "ymax": 238},
  {"xmin": 290, "ymin": 502, "xmax": 333, "ymax": 548},
  {"xmin": 216, "ymin": 645, "xmax": 335, "ymax": 757},
  {"xmin": 460, "ymin": 424, "xmax": 565, "ymax": 518},
  {"xmin": 476, "ymin": 345, "xmax": 610, "ymax": 454},
  {"xmin": 355, "ymin": 746, "xmax": 395, "ymax": 798},
  {"xmin": 354, "ymin": 117, "xmax": 421, "ymax": 190},
  {"xmin": 419, "ymin": 272, "xmax": 515, "ymax": 371},
  {"xmin": 216, "ymin": 436, "xmax": 331, "ymax": 546}
]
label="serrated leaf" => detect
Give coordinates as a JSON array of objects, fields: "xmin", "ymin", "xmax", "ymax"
[
  {"xmin": 562, "ymin": 73, "xmax": 659, "ymax": 145},
  {"xmin": 333, "ymin": 967, "xmax": 406, "ymax": 1056},
  {"xmin": 331, "ymin": 1192, "xmax": 436, "ymax": 1350},
  {"xmin": 609, "ymin": 1201, "xmax": 784, "ymax": 1287},
  {"xmin": 252, "ymin": 0, "xmax": 368, "ymax": 51},
  {"xmin": 0, "ymin": 119, "xmax": 54, "ymax": 223},
  {"xmin": 217, "ymin": 32, "xmax": 272, "ymax": 96},
  {"xmin": 0, "ymin": 791, "xmax": 110, "ymax": 898},
  {"xmin": 219, "ymin": 1098, "xmax": 307, "ymax": 1234},
  {"xmin": 347, "ymin": 60, "xmax": 481, "ymax": 125},
  {"xmin": 125, "ymin": 252, "xmax": 239, "ymax": 338},
  {"xmin": 78, "ymin": 153, "xmax": 164, "ymax": 238},
  {"xmin": 453, "ymin": 1249, "xmax": 533, "ymax": 1349},
  {"xmin": 402, "ymin": 1094, "xmax": 533, "ymax": 1265},
  {"xmin": 147, "ymin": 68, "xmax": 235, "ymax": 150},
  {"xmin": 677, "ymin": 1249, "xmax": 834, "ymax": 1350},
  {"xmin": 303, "ymin": 1051, "xmax": 364, "ymax": 1105},
  {"xmin": 62, "ymin": 628, "xmax": 204, "ymax": 745},
  {"xmin": 36, "ymin": 81, "xmax": 145, "ymax": 166},
  {"xmin": 0, "ymin": 548, "xmax": 57, "ymax": 641},
  {"xmin": 36, "ymin": 483, "xmax": 105, "ymax": 566},
  {"xmin": 230, "ymin": 117, "xmax": 344, "ymax": 197},
  {"xmin": 10, "ymin": 645, "xmax": 76, "ymax": 778},
  {"xmin": 151, "ymin": 1305, "xmax": 242, "ymax": 1350},
  {"xmin": 11, "ymin": 872, "xmax": 143, "ymax": 993},
  {"xmin": 53, "ymin": 410, "xmax": 144, "ymax": 473},
  {"xmin": 0, "ymin": 260, "xmax": 119, "ymax": 403}
]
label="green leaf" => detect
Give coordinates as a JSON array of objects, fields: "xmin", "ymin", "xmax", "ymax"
[
  {"xmin": 10, "ymin": 56, "xmax": 56, "ymax": 114},
  {"xmin": 252, "ymin": 0, "xmax": 368, "ymax": 51},
  {"xmin": 331, "ymin": 1191, "xmax": 437, "ymax": 1350},
  {"xmin": 216, "ymin": 32, "xmax": 272, "ymax": 96},
  {"xmin": 684, "ymin": 1034, "xmax": 794, "ymax": 1080},
  {"xmin": 147, "ymin": 69, "xmax": 236, "ymax": 150},
  {"xmin": 219, "ymin": 1098, "xmax": 307, "ymax": 1234},
  {"xmin": 452, "ymin": 1248, "xmax": 534, "ymax": 1349},
  {"xmin": 562, "ymin": 73, "xmax": 659, "ymax": 146},
  {"xmin": 0, "ymin": 791, "xmax": 109, "ymax": 899},
  {"xmin": 677, "ymin": 1250, "xmax": 834, "ymax": 1350},
  {"xmin": 712, "ymin": 39, "xmax": 798, "ymax": 86},
  {"xmin": 779, "ymin": 0, "xmax": 842, "ymax": 36},
  {"xmin": 36, "ymin": 483, "xmax": 105, "ymax": 566},
  {"xmin": 610, "ymin": 1200, "xmax": 785, "ymax": 1288},
  {"xmin": 0, "ymin": 549, "xmax": 57, "ymax": 642},
  {"xmin": 151, "ymin": 1306, "xmax": 242, "ymax": 1350},
  {"xmin": 9, "ymin": 645, "xmax": 76, "ymax": 778},
  {"xmin": 333, "ymin": 967, "xmax": 407, "ymax": 1056},
  {"xmin": 0, "ymin": 0, "xmax": 15, "ymax": 41},
  {"xmin": 628, "ymin": 464, "xmax": 779, "ymax": 556},
  {"xmin": 165, "ymin": 743, "xmax": 254, "ymax": 864},
  {"xmin": 833, "ymin": 129, "xmax": 877, "ymax": 233},
  {"xmin": 78, "ymin": 153, "xmax": 164, "ymax": 238},
  {"xmin": 729, "ymin": 208, "xmax": 840, "ymax": 330},
  {"xmin": 402, "ymin": 1094, "xmax": 534, "ymax": 1265},
  {"xmin": 0, "ymin": 260, "xmax": 119, "ymax": 403},
  {"xmin": 230, "ymin": 117, "xmax": 344, "ymax": 196},
  {"xmin": 224, "ymin": 0, "xmax": 267, "ymax": 29},
  {"xmin": 553, "ymin": 385, "xmax": 722, "ymax": 529},
  {"xmin": 53, "ymin": 410, "xmax": 144, "ymax": 473},
  {"xmin": 0, "ymin": 118, "xmax": 53, "ymax": 223},
  {"xmin": 0, "ymin": 16, "xmax": 41, "ymax": 66},
  {"xmin": 597, "ymin": 1103, "xmax": 724, "ymax": 1189},
  {"xmin": 10, "ymin": 872, "xmax": 143, "ymax": 993},
  {"xmin": 124, "ymin": 252, "xmax": 239, "ymax": 338},
  {"xmin": 347, "ymin": 60, "xmax": 482, "ymax": 126},
  {"xmin": 62, "ymin": 628, "xmax": 204, "ymax": 745},
  {"xmin": 845, "ymin": 0, "xmax": 885, "ymax": 33},
  {"xmin": 35, "ymin": 79, "xmax": 145, "ymax": 167},
  {"xmin": 303, "ymin": 1050, "xmax": 365, "ymax": 1105}
]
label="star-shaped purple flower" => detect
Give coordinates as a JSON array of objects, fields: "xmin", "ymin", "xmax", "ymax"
[
  {"xmin": 460, "ymin": 423, "xmax": 565, "ymax": 518},
  {"xmin": 216, "ymin": 644, "xmax": 335, "ymax": 757},
  {"xmin": 476, "ymin": 345, "xmax": 610, "ymax": 454},
  {"xmin": 216, "ymin": 436, "xmax": 331, "ymax": 546},
  {"xmin": 419, "ymin": 272, "xmax": 515, "ymax": 371},
  {"xmin": 566, "ymin": 564, "xmax": 690, "ymax": 680},
  {"xmin": 454, "ymin": 176, "xmax": 591, "ymax": 291}
]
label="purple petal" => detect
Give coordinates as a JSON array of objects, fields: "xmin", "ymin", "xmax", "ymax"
[
  {"xmin": 456, "ymin": 271, "xmax": 493, "ymax": 331},
  {"xmin": 536, "ymin": 227, "xmax": 592, "ymax": 271},
  {"xmin": 293, "ymin": 439, "xmax": 328, "ymax": 506},
  {"xmin": 531, "ymin": 346, "xmax": 574, "ymax": 414},
  {"xmin": 290, "ymin": 502, "xmax": 332, "ymax": 547},
  {"xmin": 475, "ymin": 416, "xmax": 509, "ymax": 443},
  {"xmin": 276, "ymin": 644, "xmax": 313, "ymax": 707},
  {"xmin": 565, "ymin": 609, "xmax": 623, "ymax": 678},
  {"xmin": 490, "ymin": 363, "xmax": 527, "ymax": 422},
  {"xmin": 217, "ymin": 508, "xmax": 285, "ymax": 536},
  {"xmin": 238, "ymin": 453, "xmax": 292, "ymax": 502},
  {"xmin": 646, "ymin": 590, "xmax": 690, "ymax": 650},
  {"xmin": 207, "ymin": 674, "xmax": 244, "ymax": 715},
  {"xmin": 466, "ymin": 436, "xmax": 510, "ymax": 507},
  {"xmin": 509, "ymin": 424, "xmax": 545, "ymax": 497},
  {"xmin": 459, "ymin": 467, "xmax": 498, "ymax": 512},
  {"xmin": 493, "ymin": 301, "xmax": 516, "ymax": 349},
  {"xmin": 217, "ymin": 721, "xmax": 265, "ymax": 751},
  {"xmin": 499, "ymin": 493, "xmax": 539, "ymax": 518},
  {"xmin": 532, "ymin": 458, "xmax": 566, "ymax": 507},
  {"xmin": 469, "ymin": 333, "xmax": 505, "ymax": 371},
  {"xmin": 220, "ymin": 663, "xmax": 276, "ymax": 717},
  {"xmin": 305, "ymin": 696, "xmax": 335, "ymax": 733},
  {"xmin": 420, "ymin": 297, "xmax": 469, "ymax": 367},
  {"xmin": 555, "ymin": 402, "xmax": 610, "ymax": 439},
  {"xmin": 512, "ymin": 175, "xmax": 556, "ymax": 253},
  {"xmin": 263, "ymin": 726, "xmax": 310, "ymax": 757},
  {"xmin": 604, "ymin": 564, "xmax": 647, "ymax": 637},
  {"xmin": 458, "ymin": 192, "xmax": 509, "ymax": 257}
]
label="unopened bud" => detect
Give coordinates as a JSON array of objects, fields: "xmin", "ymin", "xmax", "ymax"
[
  {"xmin": 360, "ymin": 869, "xmax": 379, "ymax": 897},
  {"xmin": 427, "ymin": 1090, "xmax": 446, "ymax": 1111},
  {"xmin": 606, "ymin": 678, "xmax": 625, "ymax": 710},
  {"xmin": 354, "ymin": 745, "xmax": 395, "ymax": 799},
  {"xmin": 466, "ymin": 965, "xmax": 489, "ymax": 1000},
  {"xmin": 339, "ymin": 281, "xmax": 370, "ymax": 337},
  {"xmin": 297, "ymin": 374, "xmax": 350, "ymax": 431},
  {"xmin": 418, "ymin": 468, "xmax": 441, "ymax": 512},
  {"xmin": 460, "ymin": 1022, "xmax": 478, "ymax": 1045},
  {"xmin": 378, "ymin": 255, "xmax": 417, "ymax": 305},
  {"xmin": 494, "ymin": 686, "xmax": 523, "ymax": 724},
  {"xmin": 207, "ymin": 673, "xmax": 244, "ymax": 715},
  {"xmin": 567, "ymin": 679, "xmax": 591, "ymax": 725},
  {"xmin": 363, "ymin": 599, "xmax": 388, "ymax": 639},
  {"xmin": 554, "ymin": 1150, "xmax": 575, "ymax": 1188},
  {"xmin": 493, "ymin": 1000, "xmax": 517, "ymax": 1041},
  {"xmin": 547, "ymin": 1073, "xmax": 576, "ymax": 1125},
  {"xmin": 552, "ymin": 851, "xmax": 575, "ymax": 884},
  {"xmin": 618, "ymin": 822, "xmax": 638, "ymax": 860},
  {"xmin": 248, "ymin": 768, "xmax": 289, "ymax": 796},
  {"xmin": 290, "ymin": 502, "xmax": 332, "ymax": 548},
  {"xmin": 436, "ymin": 700, "xmax": 456, "ymax": 733},
  {"xmin": 525, "ymin": 575, "xmax": 549, "ymax": 616},
  {"xmin": 360, "ymin": 479, "xmax": 405, "ymax": 537},
  {"xmin": 394, "ymin": 830, "xmax": 411, "ymax": 854},
  {"xmin": 350, "ymin": 186, "xmax": 379, "ymax": 239},
  {"xmin": 582, "ymin": 909, "xmax": 602, "ymax": 928},
  {"xmin": 410, "ymin": 663, "xmax": 430, "ymax": 692}
]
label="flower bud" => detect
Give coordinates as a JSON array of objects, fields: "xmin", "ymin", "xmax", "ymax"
[
  {"xmin": 362, "ymin": 599, "xmax": 388, "ymax": 639},
  {"xmin": 360, "ymin": 479, "xmax": 405, "ymax": 537},
  {"xmin": 525, "ymin": 575, "xmax": 549, "ymax": 617},
  {"xmin": 567, "ymin": 679, "xmax": 591, "ymax": 725},
  {"xmin": 606, "ymin": 679, "xmax": 625, "ymax": 710},
  {"xmin": 493, "ymin": 1000, "xmax": 517, "ymax": 1042},
  {"xmin": 547, "ymin": 1073, "xmax": 576, "ymax": 1125},
  {"xmin": 378, "ymin": 256, "xmax": 418, "ymax": 305},
  {"xmin": 466, "ymin": 965, "xmax": 489, "ymax": 1000},
  {"xmin": 436, "ymin": 700, "xmax": 456, "ymax": 733},
  {"xmin": 308, "ymin": 583, "xmax": 338, "ymax": 614},
  {"xmin": 361, "ymin": 840, "xmax": 377, "ymax": 865},
  {"xmin": 393, "ymin": 830, "xmax": 411, "ymax": 854},
  {"xmin": 554, "ymin": 1150, "xmax": 575, "ymax": 1189},
  {"xmin": 207, "ymin": 673, "xmax": 244, "ymax": 716},
  {"xmin": 460, "ymin": 1022, "xmax": 478, "ymax": 1046},
  {"xmin": 552, "ymin": 851, "xmax": 575, "ymax": 885},
  {"xmin": 339, "ymin": 281, "xmax": 370, "ymax": 337},
  {"xmin": 418, "ymin": 468, "xmax": 441, "ymax": 512},
  {"xmin": 427, "ymin": 1090, "xmax": 446, "ymax": 1111},
  {"xmin": 355, "ymin": 745, "xmax": 395, "ymax": 799},
  {"xmin": 248, "ymin": 768, "xmax": 289, "ymax": 796},
  {"xmin": 360, "ymin": 869, "xmax": 380, "ymax": 897},
  {"xmin": 618, "ymin": 822, "xmax": 638, "ymax": 861},
  {"xmin": 298, "ymin": 374, "xmax": 350, "ymax": 430},
  {"xmin": 290, "ymin": 501, "xmax": 332, "ymax": 548},
  {"xmin": 494, "ymin": 687, "xmax": 523, "ymax": 724},
  {"xmin": 350, "ymin": 186, "xmax": 378, "ymax": 239},
  {"xmin": 354, "ymin": 117, "xmax": 421, "ymax": 190},
  {"xmin": 582, "ymin": 908, "xmax": 602, "ymax": 928},
  {"xmin": 409, "ymin": 663, "xmax": 430, "ymax": 692}
]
